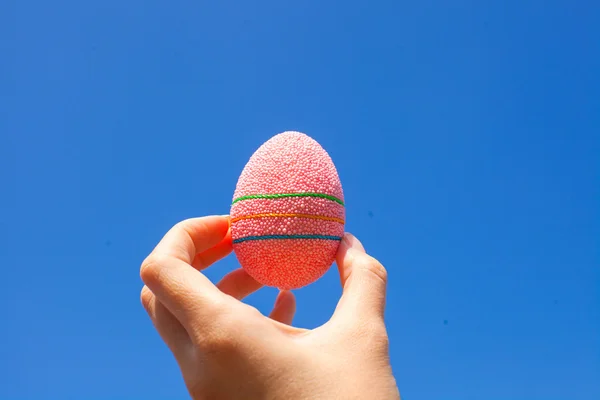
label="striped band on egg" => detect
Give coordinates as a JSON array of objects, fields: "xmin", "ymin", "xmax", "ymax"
[
  {"xmin": 232, "ymin": 192, "xmax": 344, "ymax": 206},
  {"xmin": 233, "ymin": 234, "xmax": 343, "ymax": 244},
  {"xmin": 231, "ymin": 192, "xmax": 345, "ymax": 243},
  {"xmin": 231, "ymin": 213, "xmax": 345, "ymax": 224}
]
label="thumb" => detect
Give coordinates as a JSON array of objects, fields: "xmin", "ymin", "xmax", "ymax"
[{"xmin": 333, "ymin": 233, "xmax": 388, "ymax": 323}]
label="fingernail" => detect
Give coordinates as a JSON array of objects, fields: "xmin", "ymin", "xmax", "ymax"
[{"xmin": 344, "ymin": 233, "xmax": 365, "ymax": 252}]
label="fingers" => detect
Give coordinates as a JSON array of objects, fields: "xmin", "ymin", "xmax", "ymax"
[
  {"xmin": 333, "ymin": 233, "xmax": 388, "ymax": 323},
  {"xmin": 153, "ymin": 216, "xmax": 231, "ymax": 263},
  {"xmin": 192, "ymin": 226, "xmax": 233, "ymax": 270},
  {"xmin": 140, "ymin": 216, "xmax": 231, "ymax": 329},
  {"xmin": 216, "ymin": 268, "xmax": 262, "ymax": 300},
  {"xmin": 141, "ymin": 286, "xmax": 192, "ymax": 362},
  {"xmin": 269, "ymin": 290, "xmax": 296, "ymax": 325}
]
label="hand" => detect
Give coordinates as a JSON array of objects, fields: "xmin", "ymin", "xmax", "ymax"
[{"xmin": 140, "ymin": 216, "xmax": 400, "ymax": 399}]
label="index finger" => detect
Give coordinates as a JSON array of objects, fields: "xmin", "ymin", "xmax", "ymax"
[
  {"xmin": 140, "ymin": 216, "xmax": 231, "ymax": 327},
  {"xmin": 153, "ymin": 215, "xmax": 231, "ymax": 263}
]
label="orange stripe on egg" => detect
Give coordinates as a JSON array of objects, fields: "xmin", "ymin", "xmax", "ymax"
[{"xmin": 231, "ymin": 213, "xmax": 345, "ymax": 225}]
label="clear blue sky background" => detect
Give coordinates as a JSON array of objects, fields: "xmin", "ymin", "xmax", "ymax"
[{"xmin": 2, "ymin": 1, "xmax": 598, "ymax": 399}]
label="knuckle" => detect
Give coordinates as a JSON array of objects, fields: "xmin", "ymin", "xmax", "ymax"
[
  {"xmin": 174, "ymin": 219, "xmax": 194, "ymax": 235},
  {"xmin": 202, "ymin": 332, "xmax": 237, "ymax": 355},
  {"xmin": 244, "ymin": 305, "xmax": 263, "ymax": 319},
  {"xmin": 360, "ymin": 256, "xmax": 388, "ymax": 284},
  {"xmin": 140, "ymin": 287, "xmax": 153, "ymax": 310},
  {"xmin": 140, "ymin": 253, "xmax": 171, "ymax": 284},
  {"xmin": 179, "ymin": 218, "xmax": 209, "ymax": 240}
]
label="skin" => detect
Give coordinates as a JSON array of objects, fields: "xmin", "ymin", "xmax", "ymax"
[{"xmin": 140, "ymin": 215, "xmax": 401, "ymax": 399}]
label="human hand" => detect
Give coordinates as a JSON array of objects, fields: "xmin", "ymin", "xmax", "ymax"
[{"xmin": 140, "ymin": 216, "xmax": 400, "ymax": 399}]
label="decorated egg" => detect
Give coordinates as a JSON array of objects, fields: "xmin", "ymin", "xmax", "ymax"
[{"xmin": 230, "ymin": 131, "xmax": 345, "ymax": 289}]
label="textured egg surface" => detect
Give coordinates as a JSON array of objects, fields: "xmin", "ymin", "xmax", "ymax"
[{"xmin": 230, "ymin": 131, "xmax": 345, "ymax": 289}]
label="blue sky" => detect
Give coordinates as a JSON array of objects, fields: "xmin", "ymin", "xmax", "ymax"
[{"xmin": 2, "ymin": 1, "xmax": 599, "ymax": 399}]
